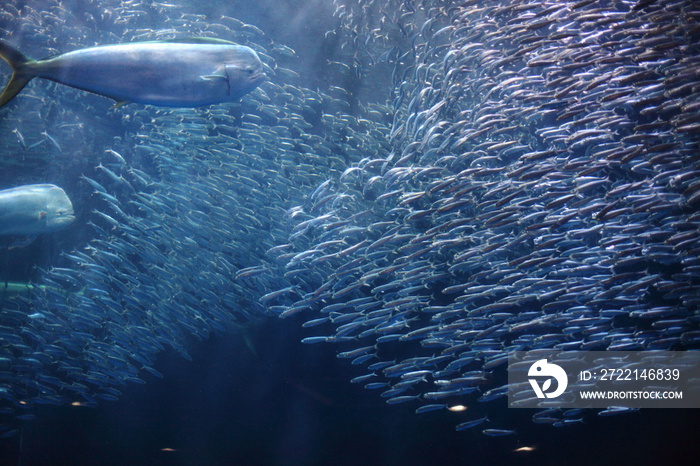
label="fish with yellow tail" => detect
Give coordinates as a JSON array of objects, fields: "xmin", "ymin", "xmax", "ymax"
[{"xmin": 0, "ymin": 38, "xmax": 266, "ymax": 108}]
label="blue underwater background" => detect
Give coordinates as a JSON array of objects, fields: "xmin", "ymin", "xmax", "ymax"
[{"xmin": 0, "ymin": 0, "xmax": 699, "ymax": 465}]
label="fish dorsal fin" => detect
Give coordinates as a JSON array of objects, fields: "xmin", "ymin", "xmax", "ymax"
[{"xmin": 159, "ymin": 37, "xmax": 238, "ymax": 45}]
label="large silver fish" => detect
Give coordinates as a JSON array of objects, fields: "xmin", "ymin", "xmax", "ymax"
[
  {"xmin": 0, "ymin": 184, "xmax": 75, "ymax": 245},
  {"xmin": 0, "ymin": 38, "xmax": 266, "ymax": 108}
]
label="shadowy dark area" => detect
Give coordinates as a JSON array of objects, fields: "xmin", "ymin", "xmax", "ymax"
[{"xmin": 0, "ymin": 317, "xmax": 696, "ymax": 466}]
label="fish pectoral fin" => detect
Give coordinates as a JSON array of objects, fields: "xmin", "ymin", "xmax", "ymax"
[
  {"xmin": 200, "ymin": 74, "xmax": 228, "ymax": 81},
  {"xmin": 110, "ymin": 100, "xmax": 130, "ymax": 109},
  {"xmin": 201, "ymin": 65, "xmax": 229, "ymax": 83},
  {"xmin": 8, "ymin": 236, "xmax": 37, "ymax": 250}
]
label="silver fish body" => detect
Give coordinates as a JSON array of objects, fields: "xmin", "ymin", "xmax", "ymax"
[
  {"xmin": 0, "ymin": 184, "xmax": 75, "ymax": 236},
  {"xmin": 0, "ymin": 38, "xmax": 266, "ymax": 108}
]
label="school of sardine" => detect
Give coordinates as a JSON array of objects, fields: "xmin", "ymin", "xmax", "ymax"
[{"xmin": 0, "ymin": 0, "xmax": 698, "ymax": 437}]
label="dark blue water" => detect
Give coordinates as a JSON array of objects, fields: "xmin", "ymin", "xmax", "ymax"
[
  {"xmin": 1, "ymin": 318, "xmax": 696, "ymax": 465},
  {"xmin": 3, "ymin": 321, "xmax": 696, "ymax": 466}
]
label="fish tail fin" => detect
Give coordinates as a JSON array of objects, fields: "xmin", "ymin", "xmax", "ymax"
[{"xmin": 0, "ymin": 40, "xmax": 37, "ymax": 108}]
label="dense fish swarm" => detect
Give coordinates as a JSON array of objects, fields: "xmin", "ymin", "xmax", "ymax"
[
  {"xmin": 0, "ymin": 0, "xmax": 369, "ymax": 431},
  {"xmin": 269, "ymin": 0, "xmax": 700, "ymax": 429},
  {"xmin": 0, "ymin": 0, "xmax": 698, "ymax": 436}
]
